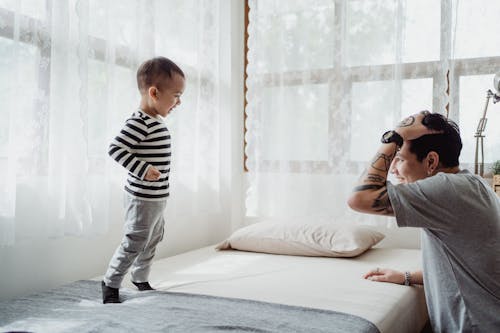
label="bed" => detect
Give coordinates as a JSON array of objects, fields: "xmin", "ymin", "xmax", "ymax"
[
  {"xmin": 145, "ymin": 246, "xmax": 428, "ymax": 333},
  {"xmin": 0, "ymin": 226, "xmax": 428, "ymax": 333}
]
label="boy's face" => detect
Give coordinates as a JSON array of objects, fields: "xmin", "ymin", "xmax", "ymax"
[{"xmin": 152, "ymin": 73, "xmax": 185, "ymax": 118}]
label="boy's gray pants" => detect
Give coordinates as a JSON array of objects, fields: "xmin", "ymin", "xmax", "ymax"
[{"xmin": 104, "ymin": 194, "xmax": 167, "ymax": 289}]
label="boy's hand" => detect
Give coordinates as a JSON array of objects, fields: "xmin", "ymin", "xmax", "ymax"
[
  {"xmin": 395, "ymin": 110, "xmax": 441, "ymax": 141},
  {"xmin": 144, "ymin": 166, "xmax": 161, "ymax": 181}
]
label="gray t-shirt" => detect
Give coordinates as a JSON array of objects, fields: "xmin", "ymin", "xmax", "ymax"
[{"xmin": 387, "ymin": 170, "xmax": 500, "ymax": 333}]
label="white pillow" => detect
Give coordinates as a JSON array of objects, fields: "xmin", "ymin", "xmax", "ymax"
[{"xmin": 215, "ymin": 222, "xmax": 385, "ymax": 258}]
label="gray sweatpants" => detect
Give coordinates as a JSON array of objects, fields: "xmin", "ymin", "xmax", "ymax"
[{"xmin": 103, "ymin": 193, "xmax": 167, "ymax": 288}]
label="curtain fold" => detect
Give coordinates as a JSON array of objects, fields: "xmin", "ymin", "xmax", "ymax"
[{"xmin": 0, "ymin": 0, "xmax": 223, "ymax": 246}]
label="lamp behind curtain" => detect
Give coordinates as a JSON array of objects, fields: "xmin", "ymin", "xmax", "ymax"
[
  {"xmin": 0, "ymin": 0, "xmax": 222, "ymax": 246},
  {"xmin": 245, "ymin": 0, "xmax": 464, "ymax": 227}
]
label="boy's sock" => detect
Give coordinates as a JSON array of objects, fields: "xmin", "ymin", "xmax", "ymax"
[
  {"xmin": 132, "ymin": 281, "xmax": 155, "ymax": 291},
  {"xmin": 101, "ymin": 281, "xmax": 121, "ymax": 304}
]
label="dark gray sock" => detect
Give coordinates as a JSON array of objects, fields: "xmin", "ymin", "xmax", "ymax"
[
  {"xmin": 132, "ymin": 281, "xmax": 155, "ymax": 291},
  {"xmin": 102, "ymin": 281, "xmax": 121, "ymax": 304}
]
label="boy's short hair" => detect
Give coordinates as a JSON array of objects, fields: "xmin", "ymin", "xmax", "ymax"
[
  {"xmin": 409, "ymin": 112, "xmax": 462, "ymax": 168},
  {"xmin": 137, "ymin": 56, "xmax": 185, "ymax": 93}
]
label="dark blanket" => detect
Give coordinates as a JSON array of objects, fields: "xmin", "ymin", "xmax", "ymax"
[{"xmin": 0, "ymin": 280, "xmax": 380, "ymax": 333}]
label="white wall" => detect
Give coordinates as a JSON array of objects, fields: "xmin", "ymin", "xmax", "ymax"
[{"xmin": 0, "ymin": 0, "xmax": 246, "ymax": 301}]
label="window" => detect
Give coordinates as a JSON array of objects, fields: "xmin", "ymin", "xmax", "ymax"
[
  {"xmin": 0, "ymin": 0, "xmax": 225, "ymax": 244},
  {"xmin": 245, "ymin": 0, "xmax": 500, "ymax": 172}
]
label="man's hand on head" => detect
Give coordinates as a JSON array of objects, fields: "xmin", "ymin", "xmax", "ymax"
[{"xmin": 396, "ymin": 110, "xmax": 442, "ymax": 141}]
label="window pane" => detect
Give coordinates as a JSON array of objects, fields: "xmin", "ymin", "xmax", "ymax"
[
  {"xmin": 402, "ymin": 78, "xmax": 433, "ymax": 114},
  {"xmin": 459, "ymin": 74, "xmax": 500, "ymax": 164},
  {"xmin": 403, "ymin": 0, "xmax": 440, "ymax": 63},
  {"xmin": 0, "ymin": 0, "xmax": 46, "ymax": 20},
  {"xmin": 455, "ymin": 1, "xmax": 500, "ymax": 59},
  {"xmin": 346, "ymin": 0, "xmax": 398, "ymax": 67},
  {"xmin": 350, "ymin": 80, "xmax": 396, "ymax": 161},
  {"xmin": 0, "ymin": 37, "xmax": 39, "ymax": 156},
  {"xmin": 260, "ymin": 83, "xmax": 330, "ymax": 161},
  {"xmin": 346, "ymin": 0, "xmax": 440, "ymax": 66},
  {"xmin": 88, "ymin": 0, "xmax": 107, "ymax": 40},
  {"xmin": 87, "ymin": 60, "xmax": 108, "ymax": 157},
  {"xmin": 251, "ymin": 0, "xmax": 335, "ymax": 72},
  {"xmin": 350, "ymin": 78, "xmax": 433, "ymax": 161},
  {"xmin": 87, "ymin": 60, "xmax": 137, "ymax": 157},
  {"xmin": 89, "ymin": 0, "xmax": 138, "ymax": 47},
  {"xmin": 154, "ymin": 0, "xmax": 201, "ymax": 68}
]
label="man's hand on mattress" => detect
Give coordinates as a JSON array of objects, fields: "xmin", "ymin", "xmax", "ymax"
[{"xmin": 363, "ymin": 268, "xmax": 405, "ymax": 285}]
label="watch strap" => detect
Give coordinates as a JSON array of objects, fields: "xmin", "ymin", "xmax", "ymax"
[
  {"xmin": 404, "ymin": 271, "xmax": 412, "ymax": 286},
  {"xmin": 381, "ymin": 130, "xmax": 403, "ymax": 147}
]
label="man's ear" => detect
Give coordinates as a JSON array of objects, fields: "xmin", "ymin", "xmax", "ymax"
[{"xmin": 426, "ymin": 151, "xmax": 440, "ymax": 174}]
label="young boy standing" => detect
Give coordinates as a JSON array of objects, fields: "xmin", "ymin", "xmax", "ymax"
[{"xmin": 102, "ymin": 57, "xmax": 185, "ymax": 304}]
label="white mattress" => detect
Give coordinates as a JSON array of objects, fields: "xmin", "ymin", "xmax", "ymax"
[{"xmin": 120, "ymin": 246, "xmax": 428, "ymax": 333}]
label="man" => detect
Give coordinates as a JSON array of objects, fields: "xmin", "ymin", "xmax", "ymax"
[{"xmin": 347, "ymin": 111, "xmax": 500, "ymax": 332}]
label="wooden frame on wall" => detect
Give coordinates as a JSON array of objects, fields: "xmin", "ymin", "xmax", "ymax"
[{"xmin": 243, "ymin": 0, "xmax": 249, "ymax": 172}]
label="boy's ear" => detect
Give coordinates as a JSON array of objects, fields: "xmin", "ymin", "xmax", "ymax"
[{"xmin": 148, "ymin": 87, "xmax": 158, "ymax": 100}]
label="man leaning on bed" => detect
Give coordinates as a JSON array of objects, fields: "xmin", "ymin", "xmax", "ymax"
[{"xmin": 348, "ymin": 110, "xmax": 500, "ymax": 333}]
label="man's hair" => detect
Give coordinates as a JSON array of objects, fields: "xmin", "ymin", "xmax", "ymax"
[
  {"xmin": 136, "ymin": 56, "xmax": 184, "ymax": 93},
  {"xmin": 408, "ymin": 112, "xmax": 462, "ymax": 168}
]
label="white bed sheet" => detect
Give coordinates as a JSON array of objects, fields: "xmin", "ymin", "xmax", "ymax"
[{"xmin": 120, "ymin": 246, "xmax": 428, "ymax": 333}]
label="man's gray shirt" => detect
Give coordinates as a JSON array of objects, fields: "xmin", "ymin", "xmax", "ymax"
[{"xmin": 387, "ymin": 170, "xmax": 500, "ymax": 333}]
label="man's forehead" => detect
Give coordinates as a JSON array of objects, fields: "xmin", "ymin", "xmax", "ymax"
[{"xmin": 396, "ymin": 144, "xmax": 412, "ymax": 158}]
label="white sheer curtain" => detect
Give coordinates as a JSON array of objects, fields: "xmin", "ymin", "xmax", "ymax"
[
  {"xmin": 0, "ymin": 0, "xmax": 222, "ymax": 246},
  {"xmin": 245, "ymin": 0, "xmax": 500, "ymax": 226}
]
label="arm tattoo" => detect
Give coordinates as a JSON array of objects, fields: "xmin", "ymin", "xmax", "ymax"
[
  {"xmin": 371, "ymin": 189, "xmax": 394, "ymax": 215},
  {"xmin": 366, "ymin": 173, "xmax": 385, "ymax": 184},
  {"xmin": 371, "ymin": 153, "xmax": 393, "ymax": 172},
  {"xmin": 354, "ymin": 184, "xmax": 384, "ymax": 192}
]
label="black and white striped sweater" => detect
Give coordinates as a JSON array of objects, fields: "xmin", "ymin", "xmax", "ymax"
[{"xmin": 108, "ymin": 110, "xmax": 171, "ymax": 201}]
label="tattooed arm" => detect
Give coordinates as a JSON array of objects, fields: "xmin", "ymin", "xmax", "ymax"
[
  {"xmin": 347, "ymin": 111, "xmax": 438, "ymax": 216},
  {"xmin": 347, "ymin": 143, "xmax": 398, "ymax": 216}
]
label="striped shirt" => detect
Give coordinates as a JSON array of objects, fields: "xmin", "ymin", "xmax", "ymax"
[{"xmin": 108, "ymin": 110, "xmax": 171, "ymax": 201}]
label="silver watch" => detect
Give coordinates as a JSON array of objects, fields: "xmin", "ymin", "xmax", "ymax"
[{"xmin": 404, "ymin": 271, "xmax": 412, "ymax": 286}]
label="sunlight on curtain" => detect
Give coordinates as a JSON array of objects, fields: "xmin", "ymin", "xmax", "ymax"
[
  {"xmin": 245, "ymin": 0, "xmax": 499, "ymax": 227},
  {"xmin": 0, "ymin": 0, "xmax": 222, "ymax": 246},
  {"xmin": 154, "ymin": 0, "xmax": 222, "ymax": 216}
]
